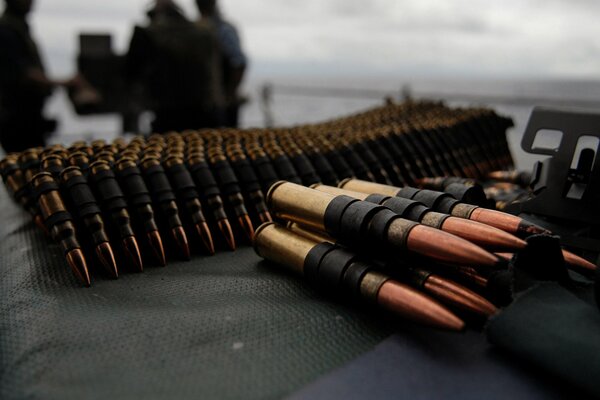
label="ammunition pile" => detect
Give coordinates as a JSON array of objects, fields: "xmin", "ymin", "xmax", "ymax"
[
  {"xmin": 1, "ymin": 131, "xmax": 279, "ymax": 286},
  {"xmin": 413, "ymin": 173, "xmax": 597, "ymax": 275},
  {"xmin": 258, "ymin": 179, "xmax": 596, "ymax": 330},
  {"xmin": 1, "ymin": 100, "xmax": 593, "ymax": 323}
]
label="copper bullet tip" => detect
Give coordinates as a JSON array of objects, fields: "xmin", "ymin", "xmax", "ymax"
[
  {"xmin": 238, "ymin": 214, "xmax": 255, "ymax": 242},
  {"xmin": 66, "ymin": 249, "xmax": 91, "ymax": 287},
  {"xmin": 217, "ymin": 219, "xmax": 236, "ymax": 250},
  {"xmin": 95, "ymin": 242, "xmax": 119, "ymax": 279},
  {"xmin": 34, "ymin": 214, "xmax": 48, "ymax": 235},
  {"xmin": 487, "ymin": 171, "xmax": 504, "ymax": 180},
  {"xmin": 495, "ymin": 252, "xmax": 513, "ymax": 261},
  {"xmin": 456, "ymin": 266, "xmax": 490, "ymax": 288},
  {"xmin": 470, "ymin": 208, "xmax": 549, "ymax": 237},
  {"xmin": 378, "ymin": 280, "xmax": 465, "ymax": 331},
  {"xmin": 196, "ymin": 222, "xmax": 215, "ymax": 255},
  {"xmin": 424, "ymin": 274, "xmax": 498, "ymax": 317},
  {"xmin": 406, "ymin": 225, "xmax": 499, "ymax": 268},
  {"xmin": 517, "ymin": 219, "xmax": 552, "ymax": 236},
  {"xmin": 123, "ymin": 236, "xmax": 144, "ymax": 271},
  {"xmin": 442, "ymin": 216, "xmax": 527, "ymax": 251},
  {"xmin": 258, "ymin": 211, "xmax": 273, "ymax": 224},
  {"xmin": 147, "ymin": 230, "xmax": 166, "ymax": 266},
  {"xmin": 172, "ymin": 226, "xmax": 191, "ymax": 260},
  {"xmin": 562, "ymin": 249, "xmax": 597, "ymax": 272}
]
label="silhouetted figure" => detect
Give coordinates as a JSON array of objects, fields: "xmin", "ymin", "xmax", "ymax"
[
  {"xmin": 126, "ymin": 0, "xmax": 224, "ymax": 133},
  {"xmin": 0, "ymin": 0, "xmax": 56, "ymax": 153},
  {"xmin": 196, "ymin": 0, "xmax": 247, "ymax": 128}
]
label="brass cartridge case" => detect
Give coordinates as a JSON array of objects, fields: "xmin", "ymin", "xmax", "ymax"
[
  {"xmin": 287, "ymin": 221, "xmax": 335, "ymax": 244},
  {"xmin": 19, "ymin": 148, "xmax": 41, "ymax": 183},
  {"xmin": 254, "ymin": 222, "xmax": 314, "ymax": 275},
  {"xmin": 310, "ymin": 184, "xmax": 369, "ymax": 201},
  {"xmin": 35, "ymin": 172, "xmax": 69, "ymax": 221},
  {"xmin": 266, "ymin": 181, "xmax": 334, "ymax": 231},
  {"xmin": 339, "ymin": 178, "xmax": 400, "ymax": 197},
  {"xmin": 40, "ymin": 154, "xmax": 65, "ymax": 177}
]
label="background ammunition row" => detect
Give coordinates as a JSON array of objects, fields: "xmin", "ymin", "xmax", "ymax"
[
  {"xmin": 415, "ymin": 174, "xmax": 534, "ymax": 211},
  {"xmin": 238, "ymin": 101, "xmax": 514, "ymax": 188}
]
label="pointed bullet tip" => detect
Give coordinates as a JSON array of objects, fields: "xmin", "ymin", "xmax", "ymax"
[
  {"xmin": 470, "ymin": 208, "xmax": 548, "ymax": 238},
  {"xmin": 487, "ymin": 171, "xmax": 503, "ymax": 180},
  {"xmin": 258, "ymin": 211, "xmax": 273, "ymax": 224},
  {"xmin": 518, "ymin": 220, "xmax": 551, "ymax": 236},
  {"xmin": 424, "ymin": 275, "xmax": 498, "ymax": 318},
  {"xmin": 172, "ymin": 226, "xmax": 190, "ymax": 260},
  {"xmin": 450, "ymin": 318, "xmax": 466, "ymax": 332},
  {"xmin": 406, "ymin": 225, "xmax": 498, "ymax": 268},
  {"xmin": 238, "ymin": 214, "xmax": 255, "ymax": 242},
  {"xmin": 562, "ymin": 249, "xmax": 597, "ymax": 272},
  {"xmin": 196, "ymin": 222, "xmax": 215, "ymax": 255},
  {"xmin": 378, "ymin": 280, "xmax": 465, "ymax": 331},
  {"xmin": 96, "ymin": 242, "xmax": 118, "ymax": 278},
  {"xmin": 442, "ymin": 216, "xmax": 528, "ymax": 252},
  {"xmin": 147, "ymin": 230, "xmax": 166, "ymax": 266},
  {"xmin": 495, "ymin": 252, "xmax": 513, "ymax": 261},
  {"xmin": 494, "ymin": 255, "xmax": 507, "ymax": 267},
  {"xmin": 123, "ymin": 236, "xmax": 144, "ymax": 272},
  {"xmin": 218, "ymin": 219, "xmax": 236, "ymax": 251},
  {"xmin": 66, "ymin": 249, "xmax": 91, "ymax": 287},
  {"xmin": 34, "ymin": 214, "xmax": 47, "ymax": 234},
  {"xmin": 514, "ymin": 237, "xmax": 528, "ymax": 249}
]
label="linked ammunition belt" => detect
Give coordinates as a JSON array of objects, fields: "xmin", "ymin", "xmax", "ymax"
[
  {"xmin": 0, "ymin": 100, "xmax": 515, "ymax": 286},
  {"xmin": 1, "ymin": 99, "xmax": 596, "ymax": 332}
]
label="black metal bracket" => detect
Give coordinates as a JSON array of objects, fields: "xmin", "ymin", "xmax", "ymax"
[
  {"xmin": 506, "ymin": 108, "xmax": 600, "ymax": 263},
  {"xmin": 519, "ymin": 107, "xmax": 600, "ymax": 225}
]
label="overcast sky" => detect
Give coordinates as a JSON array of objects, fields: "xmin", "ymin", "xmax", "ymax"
[{"xmin": 5, "ymin": 0, "xmax": 600, "ymax": 82}]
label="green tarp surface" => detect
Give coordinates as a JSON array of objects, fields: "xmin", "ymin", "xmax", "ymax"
[{"xmin": 0, "ymin": 188, "xmax": 392, "ymax": 399}]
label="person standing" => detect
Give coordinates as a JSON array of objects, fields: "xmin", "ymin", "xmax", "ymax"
[
  {"xmin": 196, "ymin": 0, "xmax": 247, "ymax": 128},
  {"xmin": 126, "ymin": 0, "xmax": 225, "ymax": 133},
  {"xmin": 0, "ymin": 0, "xmax": 56, "ymax": 153}
]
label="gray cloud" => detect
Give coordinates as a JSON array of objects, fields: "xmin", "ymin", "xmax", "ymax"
[{"xmin": 4, "ymin": 0, "xmax": 599, "ymax": 79}]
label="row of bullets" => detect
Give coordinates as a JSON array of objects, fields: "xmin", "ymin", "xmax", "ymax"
[
  {"xmin": 351, "ymin": 177, "xmax": 596, "ymax": 274},
  {"xmin": 0, "ymin": 101, "xmax": 590, "ymax": 289},
  {"xmin": 0, "ymin": 131, "xmax": 276, "ymax": 286},
  {"xmin": 266, "ymin": 100, "xmax": 515, "ymax": 187},
  {"xmin": 192, "ymin": 101, "xmax": 513, "ymax": 194},
  {"xmin": 254, "ymin": 180, "xmax": 597, "ymax": 330}
]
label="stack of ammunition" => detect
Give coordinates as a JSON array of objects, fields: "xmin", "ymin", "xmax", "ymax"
[
  {"xmin": 0, "ymin": 100, "xmax": 592, "ymax": 295},
  {"xmin": 257, "ymin": 181, "xmax": 505, "ymax": 330},
  {"xmin": 256, "ymin": 180, "xmax": 596, "ymax": 330},
  {"xmin": 0, "ymin": 132, "xmax": 273, "ymax": 286}
]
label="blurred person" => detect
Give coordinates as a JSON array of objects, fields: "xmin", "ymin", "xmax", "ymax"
[
  {"xmin": 126, "ymin": 0, "xmax": 224, "ymax": 133},
  {"xmin": 0, "ymin": 0, "xmax": 57, "ymax": 152},
  {"xmin": 196, "ymin": 0, "xmax": 247, "ymax": 128}
]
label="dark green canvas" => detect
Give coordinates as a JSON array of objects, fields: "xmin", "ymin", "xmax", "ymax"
[
  {"xmin": 487, "ymin": 282, "xmax": 600, "ymax": 397},
  {"xmin": 0, "ymin": 188, "xmax": 392, "ymax": 399}
]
